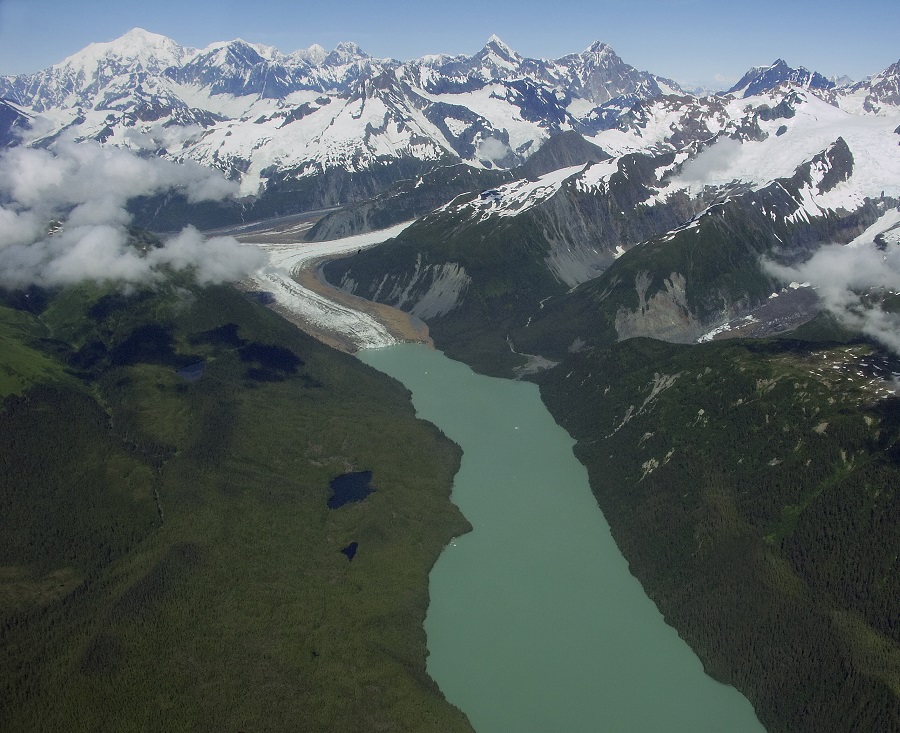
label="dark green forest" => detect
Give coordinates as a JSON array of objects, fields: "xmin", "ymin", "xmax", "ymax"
[
  {"xmin": 0, "ymin": 278, "xmax": 473, "ymax": 732},
  {"xmin": 533, "ymin": 325, "xmax": 900, "ymax": 733}
]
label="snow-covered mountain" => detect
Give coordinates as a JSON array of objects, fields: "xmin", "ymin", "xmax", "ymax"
[
  {"xmin": 725, "ymin": 58, "xmax": 835, "ymax": 97},
  {"xmin": 0, "ymin": 29, "xmax": 683, "ymax": 195},
  {"xmin": 320, "ymin": 79, "xmax": 900, "ymax": 364},
  {"xmin": 1, "ymin": 29, "xmax": 897, "ymax": 211},
  {"xmin": 843, "ymin": 60, "xmax": 900, "ymax": 113}
]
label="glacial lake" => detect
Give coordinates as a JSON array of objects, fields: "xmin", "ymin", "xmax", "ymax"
[{"xmin": 359, "ymin": 343, "xmax": 766, "ymax": 733}]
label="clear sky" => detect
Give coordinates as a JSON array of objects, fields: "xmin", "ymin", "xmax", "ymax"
[{"xmin": 0, "ymin": 0, "xmax": 897, "ymax": 89}]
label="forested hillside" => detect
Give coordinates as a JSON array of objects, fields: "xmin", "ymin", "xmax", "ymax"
[
  {"xmin": 533, "ymin": 325, "xmax": 900, "ymax": 733},
  {"xmin": 0, "ymin": 276, "xmax": 472, "ymax": 732}
]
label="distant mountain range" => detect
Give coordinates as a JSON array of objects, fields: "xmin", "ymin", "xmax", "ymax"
[
  {"xmin": 3, "ymin": 28, "xmax": 896, "ymax": 200},
  {"xmin": 319, "ymin": 76, "xmax": 900, "ymax": 370},
  {"xmin": 2, "ymin": 29, "xmax": 898, "ymax": 350},
  {"xmin": 726, "ymin": 58, "xmax": 836, "ymax": 97}
]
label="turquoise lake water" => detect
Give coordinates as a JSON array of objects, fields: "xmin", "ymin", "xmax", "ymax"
[{"xmin": 359, "ymin": 343, "xmax": 765, "ymax": 733}]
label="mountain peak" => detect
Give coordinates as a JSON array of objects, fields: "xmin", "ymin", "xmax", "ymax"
[
  {"xmin": 287, "ymin": 43, "xmax": 328, "ymax": 66},
  {"xmin": 231, "ymin": 38, "xmax": 280, "ymax": 60},
  {"xmin": 874, "ymin": 59, "xmax": 900, "ymax": 81},
  {"xmin": 482, "ymin": 34, "xmax": 520, "ymax": 60},
  {"xmin": 324, "ymin": 41, "xmax": 369, "ymax": 66},
  {"xmin": 335, "ymin": 41, "xmax": 364, "ymax": 54},
  {"xmin": 103, "ymin": 27, "xmax": 190, "ymax": 59},
  {"xmin": 121, "ymin": 27, "xmax": 160, "ymax": 40},
  {"xmin": 583, "ymin": 40, "xmax": 612, "ymax": 55},
  {"xmin": 54, "ymin": 27, "xmax": 193, "ymax": 78},
  {"xmin": 580, "ymin": 40, "xmax": 620, "ymax": 67},
  {"xmin": 850, "ymin": 58, "xmax": 900, "ymax": 111},
  {"xmin": 727, "ymin": 58, "xmax": 834, "ymax": 97},
  {"xmin": 294, "ymin": 43, "xmax": 328, "ymax": 65}
]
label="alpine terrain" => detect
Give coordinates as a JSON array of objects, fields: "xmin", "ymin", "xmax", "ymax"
[{"xmin": 2, "ymin": 28, "xmax": 900, "ymax": 733}]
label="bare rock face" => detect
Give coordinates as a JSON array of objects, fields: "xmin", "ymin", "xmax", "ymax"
[
  {"xmin": 0, "ymin": 100, "xmax": 30, "ymax": 146},
  {"xmin": 338, "ymin": 255, "xmax": 472, "ymax": 320},
  {"xmin": 855, "ymin": 60, "xmax": 900, "ymax": 112},
  {"xmin": 520, "ymin": 130, "xmax": 610, "ymax": 178},
  {"xmin": 614, "ymin": 271, "xmax": 707, "ymax": 342}
]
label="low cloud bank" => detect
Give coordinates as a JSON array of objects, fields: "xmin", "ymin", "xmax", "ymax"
[
  {"xmin": 676, "ymin": 137, "xmax": 743, "ymax": 185},
  {"xmin": 764, "ymin": 240, "xmax": 900, "ymax": 354},
  {"xmin": 477, "ymin": 136, "xmax": 513, "ymax": 164},
  {"xmin": 0, "ymin": 140, "xmax": 266, "ymax": 289}
]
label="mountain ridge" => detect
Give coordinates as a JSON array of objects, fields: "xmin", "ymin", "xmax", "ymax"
[
  {"xmin": 2, "ymin": 29, "xmax": 896, "ymax": 207},
  {"xmin": 0, "ymin": 30, "xmax": 685, "ymax": 196},
  {"xmin": 726, "ymin": 58, "xmax": 835, "ymax": 97}
]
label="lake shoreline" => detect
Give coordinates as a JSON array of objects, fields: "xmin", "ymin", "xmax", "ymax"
[{"xmin": 359, "ymin": 343, "xmax": 765, "ymax": 733}]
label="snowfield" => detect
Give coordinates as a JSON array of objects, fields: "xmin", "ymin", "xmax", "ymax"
[{"xmin": 668, "ymin": 92, "xmax": 900, "ymax": 200}]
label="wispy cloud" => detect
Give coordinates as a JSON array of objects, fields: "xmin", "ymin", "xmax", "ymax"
[
  {"xmin": 676, "ymin": 137, "xmax": 743, "ymax": 185},
  {"xmin": 0, "ymin": 139, "xmax": 266, "ymax": 289},
  {"xmin": 477, "ymin": 136, "xmax": 512, "ymax": 163},
  {"xmin": 763, "ymin": 238, "xmax": 900, "ymax": 354}
]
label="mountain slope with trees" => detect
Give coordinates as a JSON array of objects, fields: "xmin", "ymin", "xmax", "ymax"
[{"xmin": 0, "ymin": 275, "xmax": 472, "ymax": 733}]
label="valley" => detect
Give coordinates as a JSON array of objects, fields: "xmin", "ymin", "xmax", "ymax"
[
  {"xmin": 360, "ymin": 343, "xmax": 765, "ymax": 733},
  {"xmin": 236, "ymin": 220, "xmax": 426, "ymax": 351},
  {"xmin": 218, "ymin": 175, "xmax": 900, "ymax": 733},
  {"xmin": 2, "ymin": 25, "xmax": 900, "ymax": 733}
]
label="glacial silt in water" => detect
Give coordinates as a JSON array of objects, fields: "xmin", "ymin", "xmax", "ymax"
[{"xmin": 359, "ymin": 343, "xmax": 765, "ymax": 733}]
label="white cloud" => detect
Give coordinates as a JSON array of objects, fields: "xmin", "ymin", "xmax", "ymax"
[
  {"xmin": 676, "ymin": 137, "xmax": 743, "ymax": 185},
  {"xmin": 146, "ymin": 226, "xmax": 268, "ymax": 286},
  {"xmin": 11, "ymin": 114, "xmax": 55, "ymax": 146},
  {"xmin": 0, "ymin": 206, "xmax": 43, "ymax": 248},
  {"xmin": 39, "ymin": 225, "xmax": 151, "ymax": 286},
  {"xmin": 477, "ymin": 136, "xmax": 512, "ymax": 163},
  {"xmin": 122, "ymin": 124, "xmax": 206, "ymax": 159},
  {"xmin": 764, "ymin": 239, "xmax": 900, "ymax": 354},
  {"xmin": 0, "ymin": 140, "xmax": 265, "ymax": 289},
  {"xmin": 0, "ymin": 139, "xmax": 241, "ymax": 217}
]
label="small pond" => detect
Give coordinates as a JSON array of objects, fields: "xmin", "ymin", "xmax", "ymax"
[{"xmin": 328, "ymin": 470, "xmax": 375, "ymax": 509}]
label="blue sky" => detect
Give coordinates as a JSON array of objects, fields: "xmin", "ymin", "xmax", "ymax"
[{"xmin": 0, "ymin": 0, "xmax": 897, "ymax": 88}]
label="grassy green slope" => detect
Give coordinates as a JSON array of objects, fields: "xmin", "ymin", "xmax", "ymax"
[
  {"xmin": 0, "ymin": 305, "xmax": 71, "ymax": 396},
  {"xmin": 533, "ymin": 332, "xmax": 900, "ymax": 733},
  {"xmin": 0, "ymin": 282, "xmax": 472, "ymax": 732}
]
